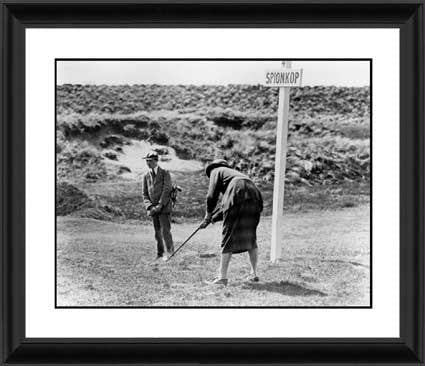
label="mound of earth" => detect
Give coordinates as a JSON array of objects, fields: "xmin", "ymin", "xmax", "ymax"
[
  {"xmin": 56, "ymin": 182, "xmax": 90, "ymax": 215},
  {"xmin": 71, "ymin": 204, "xmax": 123, "ymax": 221},
  {"xmin": 57, "ymin": 181, "xmax": 122, "ymax": 220}
]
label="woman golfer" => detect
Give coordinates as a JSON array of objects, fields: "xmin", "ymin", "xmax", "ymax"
[{"xmin": 200, "ymin": 159, "xmax": 263, "ymax": 285}]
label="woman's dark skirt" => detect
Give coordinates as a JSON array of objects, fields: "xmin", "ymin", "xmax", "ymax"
[{"xmin": 221, "ymin": 199, "xmax": 261, "ymax": 254}]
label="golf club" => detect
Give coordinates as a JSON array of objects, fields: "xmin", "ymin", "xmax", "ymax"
[{"xmin": 166, "ymin": 207, "xmax": 221, "ymax": 262}]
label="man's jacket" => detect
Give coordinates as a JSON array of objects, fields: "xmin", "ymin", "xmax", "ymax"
[{"xmin": 142, "ymin": 166, "xmax": 173, "ymax": 214}]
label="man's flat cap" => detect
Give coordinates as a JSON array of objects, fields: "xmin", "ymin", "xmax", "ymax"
[{"xmin": 142, "ymin": 151, "xmax": 159, "ymax": 161}]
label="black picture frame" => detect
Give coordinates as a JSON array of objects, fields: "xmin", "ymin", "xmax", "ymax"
[{"xmin": 1, "ymin": 1, "xmax": 423, "ymax": 365}]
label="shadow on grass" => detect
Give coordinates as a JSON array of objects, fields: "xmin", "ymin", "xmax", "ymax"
[
  {"xmin": 243, "ymin": 281, "xmax": 327, "ymax": 297},
  {"xmin": 321, "ymin": 259, "xmax": 370, "ymax": 268}
]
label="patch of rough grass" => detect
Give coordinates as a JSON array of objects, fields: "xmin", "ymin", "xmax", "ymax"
[
  {"xmin": 72, "ymin": 173, "xmax": 369, "ymax": 222},
  {"xmin": 57, "ymin": 140, "xmax": 107, "ymax": 181},
  {"xmin": 57, "ymin": 85, "xmax": 370, "ymax": 117},
  {"xmin": 57, "ymin": 106, "xmax": 370, "ymax": 185}
]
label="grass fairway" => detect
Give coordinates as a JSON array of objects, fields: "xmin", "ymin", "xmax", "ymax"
[{"xmin": 57, "ymin": 205, "xmax": 370, "ymax": 307}]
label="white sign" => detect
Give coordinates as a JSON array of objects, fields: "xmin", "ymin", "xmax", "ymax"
[{"xmin": 264, "ymin": 69, "xmax": 303, "ymax": 87}]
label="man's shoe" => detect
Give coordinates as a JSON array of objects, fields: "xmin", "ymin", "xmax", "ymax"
[
  {"xmin": 162, "ymin": 255, "xmax": 168, "ymax": 261},
  {"xmin": 248, "ymin": 276, "xmax": 260, "ymax": 282},
  {"xmin": 206, "ymin": 278, "xmax": 228, "ymax": 286},
  {"xmin": 155, "ymin": 255, "xmax": 163, "ymax": 260}
]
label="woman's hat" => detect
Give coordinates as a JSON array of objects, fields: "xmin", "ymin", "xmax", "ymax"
[{"xmin": 205, "ymin": 159, "xmax": 230, "ymax": 178}]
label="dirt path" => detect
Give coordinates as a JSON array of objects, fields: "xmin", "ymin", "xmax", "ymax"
[{"xmin": 57, "ymin": 205, "xmax": 370, "ymax": 307}]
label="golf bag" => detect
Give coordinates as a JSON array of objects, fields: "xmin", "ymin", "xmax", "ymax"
[{"xmin": 170, "ymin": 184, "xmax": 182, "ymax": 208}]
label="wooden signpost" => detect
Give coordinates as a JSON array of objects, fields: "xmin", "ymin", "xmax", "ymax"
[{"xmin": 264, "ymin": 61, "xmax": 303, "ymax": 262}]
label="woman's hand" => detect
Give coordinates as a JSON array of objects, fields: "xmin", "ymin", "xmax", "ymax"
[{"xmin": 199, "ymin": 213, "xmax": 212, "ymax": 229}]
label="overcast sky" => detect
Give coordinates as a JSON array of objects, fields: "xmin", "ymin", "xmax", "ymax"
[{"xmin": 57, "ymin": 60, "xmax": 370, "ymax": 87}]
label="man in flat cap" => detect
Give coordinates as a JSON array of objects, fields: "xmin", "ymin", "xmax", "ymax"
[
  {"xmin": 142, "ymin": 151, "xmax": 174, "ymax": 260},
  {"xmin": 200, "ymin": 159, "xmax": 263, "ymax": 285}
]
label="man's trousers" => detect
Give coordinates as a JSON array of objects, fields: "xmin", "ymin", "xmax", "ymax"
[{"xmin": 152, "ymin": 213, "xmax": 174, "ymax": 256}]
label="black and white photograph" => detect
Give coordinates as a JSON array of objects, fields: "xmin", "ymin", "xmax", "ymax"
[{"xmin": 56, "ymin": 59, "xmax": 371, "ymax": 308}]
